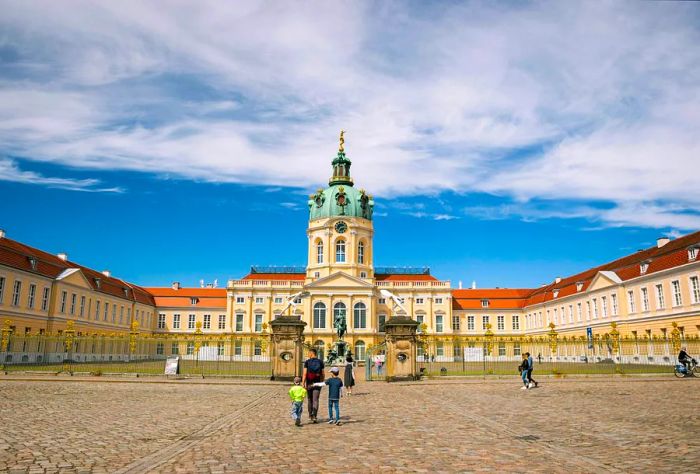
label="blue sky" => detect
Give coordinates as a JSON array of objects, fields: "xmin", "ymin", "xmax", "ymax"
[{"xmin": 1, "ymin": 1, "xmax": 699, "ymax": 288}]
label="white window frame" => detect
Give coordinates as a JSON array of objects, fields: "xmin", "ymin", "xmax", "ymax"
[
  {"xmin": 435, "ymin": 314, "xmax": 443, "ymax": 333},
  {"xmin": 274, "ymin": 297, "xmax": 283, "ymax": 304},
  {"xmin": 452, "ymin": 315, "xmax": 460, "ymax": 331},
  {"xmin": 512, "ymin": 315, "xmax": 520, "ymax": 330},
  {"xmin": 690, "ymin": 276, "xmax": 700, "ymax": 305},
  {"xmin": 218, "ymin": 314, "xmax": 226, "ymax": 330},
  {"xmin": 28, "ymin": 283, "xmax": 37, "ymax": 310},
  {"xmin": 313, "ymin": 302, "xmax": 326, "ymax": 329},
  {"xmin": 415, "ymin": 298, "xmax": 424, "ymax": 304},
  {"xmin": 482, "ymin": 315, "xmax": 489, "ymax": 330},
  {"xmin": 173, "ymin": 313, "xmax": 181, "ymax": 329},
  {"xmin": 316, "ymin": 240, "xmax": 323, "ymax": 264},
  {"xmin": 235, "ymin": 296, "xmax": 245, "ymax": 304},
  {"xmin": 353, "ymin": 302, "xmax": 367, "ymax": 329},
  {"xmin": 254, "ymin": 314, "xmax": 263, "ymax": 332},
  {"xmin": 627, "ymin": 290, "xmax": 635, "ymax": 313},
  {"xmin": 655, "ymin": 284, "xmax": 665, "ymax": 310},
  {"xmin": 434, "ymin": 298, "xmax": 443, "ymax": 304},
  {"xmin": 467, "ymin": 315, "xmax": 475, "ymax": 331},
  {"xmin": 601, "ymin": 296, "xmax": 608, "ymax": 318},
  {"xmin": 671, "ymin": 280, "xmax": 682, "ymax": 307},
  {"xmin": 641, "ymin": 287, "xmax": 650, "ymax": 312},
  {"xmin": 335, "ymin": 239, "xmax": 346, "ymax": 263},
  {"xmin": 79, "ymin": 295, "xmax": 85, "ymax": 317},
  {"xmin": 188, "ymin": 314, "xmax": 196, "ymax": 330},
  {"xmin": 158, "ymin": 313, "xmax": 166, "ymax": 329},
  {"xmin": 203, "ymin": 314, "xmax": 211, "ymax": 329},
  {"xmin": 358, "ymin": 241, "xmax": 365, "ymax": 264},
  {"xmin": 481, "ymin": 299, "xmax": 489, "ymax": 308},
  {"xmin": 235, "ymin": 313, "xmax": 244, "ymax": 332},
  {"xmin": 497, "ymin": 315, "xmax": 505, "ymax": 331}
]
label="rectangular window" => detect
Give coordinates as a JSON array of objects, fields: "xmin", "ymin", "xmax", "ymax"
[
  {"xmin": 481, "ymin": 299, "xmax": 489, "ymax": 308},
  {"xmin": 173, "ymin": 313, "xmax": 181, "ymax": 329},
  {"xmin": 336, "ymin": 240, "xmax": 346, "ymax": 263},
  {"xmin": 203, "ymin": 314, "xmax": 211, "ymax": 329},
  {"xmin": 482, "ymin": 315, "xmax": 489, "ymax": 330},
  {"xmin": 497, "ymin": 315, "xmax": 504, "ymax": 331},
  {"xmin": 95, "ymin": 300, "xmax": 101, "ymax": 320},
  {"xmin": 416, "ymin": 314, "xmax": 424, "ymax": 332},
  {"xmin": 691, "ymin": 276, "xmax": 700, "ymax": 304},
  {"xmin": 415, "ymin": 298, "xmax": 424, "ymax": 304},
  {"xmin": 467, "ymin": 315, "xmax": 475, "ymax": 331},
  {"xmin": 156, "ymin": 342, "xmax": 164, "ymax": 355},
  {"xmin": 158, "ymin": 314, "xmax": 166, "ymax": 329},
  {"xmin": 378, "ymin": 298, "xmax": 386, "ymax": 305},
  {"xmin": 236, "ymin": 296, "xmax": 244, "ymax": 304},
  {"xmin": 513, "ymin": 342, "xmax": 521, "ymax": 356},
  {"xmin": 217, "ymin": 342, "xmax": 225, "ymax": 356},
  {"xmin": 0, "ymin": 276, "xmax": 4, "ymax": 304},
  {"xmin": 186, "ymin": 342, "xmax": 195, "ymax": 355},
  {"xmin": 452, "ymin": 315, "xmax": 460, "ymax": 331},
  {"xmin": 512, "ymin": 315, "xmax": 520, "ymax": 330},
  {"xmin": 611, "ymin": 294, "xmax": 618, "ymax": 315},
  {"xmin": 436, "ymin": 342, "xmax": 444, "ymax": 357},
  {"xmin": 234, "ymin": 340, "xmax": 243, "ymax": 356},
  {"xmin": 671, "ymin": 280, "xmax": 682, "ymax": 306},
  {"xmin": 498, "ymin": 343, "xmax": 506, "ymax": 357},
  {"xmin": 553, "ymin": 308, "xmax": 558, "ymax": 324},
  {"xmin": 28, "ymin": 284, "xmax": 36, "ymax": 309},
  {"xmin": 11, "ymin": 280, "xmax": 22, "ymax": 307},
  {"xmin": 601, "ymin": 296, "xmax": 608, "ymax": 318},
  {"xmin": 641, "ymin": 287, "xmax": 650, "ymax": 311},
  {"xmin": 119, "ymin": 306, "xmax": 124, "ymax": 324},
  {"xmin": 79, "ymin": 295, "xmax": 85, "ymax": 317},
  {"xmin": 592, "ymin": 299, "xmax": 598, "ymax": 319},
  {"xmin": 627, "ymin": 290, "xmax": 635, "ymax": 313},
  {"xmin": 435, "ymin": 315, "xmax": 443, "ymax": 333},
  {"xmin": 378, "ymin": 314, "xmax": 386, "ymax": 332},
  {"xmin": 104, "ymin": 302, "xmax": 109, "ymax": 321},
  {"xmin": 358, "ymin": 243, "xmax": 364, "ymax": 264},
  {"xmin": 112, "ymin": 304, "xmax": 116, "ymax": 323},
  {"xmin": 218, "ymin": 314, "xmax": 226, "ymax": 330},
  {"xmin": 255, "ymin": 297, "xmax": 264, "ymax": 304},
  {"xmin": 655, "ymin": 284, "xmax": 665, "ymax": 309},
  {"xmin": 188, "ymin": 314, "xmax": 196, "ymax": 329},
  {"xmin": 434, "ymin": 298, "xmax": 443, "ymax": 304},
  {"xmin": 274, "ymin": 297, "xmax": 283, "ymax": 304},
  {"xmin": 236, "ymin": 314, "xmax": 244, "ymax": 332},
  {"xmin": 70, "ymin": 293, "xmax": 76, "ymax": 315},
  {"xmin": 59, "ymin": 290, "xmax": 67, "ymax": 312},
  {"xmin": 255, "ymin": 314, "xmax": 263, "ymax": 332},
  {"xmin": 171, "ymin": 342, "xmax": 179, "ymax": 355}
]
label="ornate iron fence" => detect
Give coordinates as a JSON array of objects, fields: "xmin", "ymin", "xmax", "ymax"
[{"xmin": 0, "ymin": 331, "xmax": 272, "ymax": 378}]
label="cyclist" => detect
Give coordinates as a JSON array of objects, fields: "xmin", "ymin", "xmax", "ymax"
[{"xmin": 678, "ymin": 347, "xmax": 696, "ymax": 371}]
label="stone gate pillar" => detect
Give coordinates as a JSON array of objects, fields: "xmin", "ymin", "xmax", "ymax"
[
  {"xmin": 270, "ymin": 316, "xmax": 307, "ymax": 381},
  {"xmin": 385, "ymin": 316, "xmax": 420, "ymax": 382}
]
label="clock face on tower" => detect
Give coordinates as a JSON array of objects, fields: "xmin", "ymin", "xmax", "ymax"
[{"xmin": 334, "ymin": 221, "xmax": 347, "ymax": 234}]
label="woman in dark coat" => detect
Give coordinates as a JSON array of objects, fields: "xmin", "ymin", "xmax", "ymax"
[{"xmin": 344, "ymin": 355, "xmax": 356, "ymax": 395}]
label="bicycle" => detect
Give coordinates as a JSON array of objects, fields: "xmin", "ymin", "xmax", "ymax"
[{"xmin": 674, "ymin": 358, "xmax": 700, "ymax": 378}]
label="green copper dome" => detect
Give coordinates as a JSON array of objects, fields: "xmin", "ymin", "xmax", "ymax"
[{"xmin": 308, "ymin": 144, "xmax": 374, "ymax": 221}]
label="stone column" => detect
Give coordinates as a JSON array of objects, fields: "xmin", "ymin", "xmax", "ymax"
[
  {"xmin": 385, "ymin": 316, "xmax": 420, "ymax": 382},
  {"xmin": 270, "ymin": 316, "xmax": 307, "ymax": 381}
]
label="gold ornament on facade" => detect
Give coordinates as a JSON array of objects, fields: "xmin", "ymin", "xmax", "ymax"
[
  {"xmin": 609, "ymin": 322, "xmax": 620, "ymax": 355},
  {"xmin": 548, "ymin": 322, "xmax": 558, "ymax": 354}
]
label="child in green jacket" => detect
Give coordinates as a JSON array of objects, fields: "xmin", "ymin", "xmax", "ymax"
[{"xmin": 289, "ymin": 376, "xmax": 307, "ymax": 426}]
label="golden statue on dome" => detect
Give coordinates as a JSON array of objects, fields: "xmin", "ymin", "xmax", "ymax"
[{"xmin": 339, "ymin": 130, "xmax": 345, "ymax": 153}]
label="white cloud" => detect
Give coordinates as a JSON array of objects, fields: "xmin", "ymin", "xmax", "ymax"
[
  {"xmin": 0, "ymin": 158, "xmax": 122, "ymax": 192},
  {"xmin": 0, "ymin": 1, "xmax": 698, "ymax": 229}
]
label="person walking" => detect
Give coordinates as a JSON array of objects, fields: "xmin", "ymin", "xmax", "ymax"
[
  {"xmin": 344, "ymin": 354, "xmax": 356, "ymax": 395},
  {"xmin": 313, "ymin": 366, "xmax": 344, "ymax": 425},
  {"xmin": 375, "ymin": 356, "xmax": 382, "ymax": 376},
  {"xmin": 519, "ymin": 353, "xmax": 530, "ymax": 390},
  {"xmin": 302, "ymin": 348, "xmax": 325, "ymax": 423},
  {"xmin": 288, "ymin": 376, "xmax": 307, "ymax": 427},
  {"xmin": 526, "ymin": 352, "xmax": 538, "ymax": 388}
]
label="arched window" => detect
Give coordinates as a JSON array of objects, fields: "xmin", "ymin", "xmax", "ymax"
[
  {"xmin": 333, "ymin": 302, "xmax": 346, "ymax": 328},
  {"xmin": 314, "ymin": 340, "xmax": 325, "ymax": 360},
  {"xmin": 313, "ymin": 302, "xmax": 326, "ymax": 329},
  {"xmin": 353, "ymin": 302, "xmax": 367, "ymax": 329},
  {"xmin": 358, "ymin": 241, "xmax": 365, "ymax": 264},
  {"xmin": 335, "ymin": 239, "xmax": 346, "ymax": 263},
  {"xmin": 354, "ymin": 340, "xmax": 366, "ymax": 360},
  {"xmin": 316, "ymin": 239, "xmax": 323, "ymax": 264}
]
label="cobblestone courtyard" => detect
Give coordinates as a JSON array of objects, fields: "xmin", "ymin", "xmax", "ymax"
[{"xmin": 0, "ymin": 376, "xmax": 698, "ymax": 473}]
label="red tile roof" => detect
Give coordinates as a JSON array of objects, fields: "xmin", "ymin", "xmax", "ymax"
[
  {"xmin": 145, "ymin": 288, "xmax": 227, "ymax": 297},
  {"xmin": 0, "ymin": 237, "xmax": 155, "ymax": 306},
  {"xmin": 144, "ymin": 287, "xmax": 227, "ymax": 308},
  {"xmin": 452, "ymin": 289, "xmax": 533, "ymax": 310}
]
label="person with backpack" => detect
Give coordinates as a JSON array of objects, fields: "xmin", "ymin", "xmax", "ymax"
[
  {"xmin": 302, "ymin": 348, "xmax": 325, "ymax": 423},
  {"xmin": 526, "ymin": 352, "xmax": 538, "ymax": 388}
]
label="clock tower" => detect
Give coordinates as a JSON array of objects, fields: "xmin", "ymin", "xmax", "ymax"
[{"xmin": 306, "ymin": 132, "xmax": 375, "ymax": 282}]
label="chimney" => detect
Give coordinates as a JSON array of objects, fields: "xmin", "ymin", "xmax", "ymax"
[
  {"xmin": 0, "ymin": 229, "xmax": 5, "ymax": 239},
  {"xmin": 458, "ymin": 280, "xmax": 463, "ymax": 289},
  {"xmin": 102, "ymin": 270, "xmax": 111, "ymax": 278},
  {"xmin": 471, "ymin": 280, "xmax": 477, "ymax": 289},
  {"xmin": 171, "ymin": 281, "xmax": 181, "ymax": 290},
  {"xmin": 57, "ymin": 252, "xmax": 68, "ymax": 261},
  {"xmin": 657, "ymin": 236, "xmax": 670, "ymax": 248},
  {"xmin": 555, "ymin": 276, "xmax": 562, "ymax": 284}
]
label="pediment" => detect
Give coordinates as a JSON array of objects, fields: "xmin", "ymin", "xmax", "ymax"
[
  {"xmin": 56, "ymin": 268, "xmax": 93, "ymax": 289},
  {"xmin": 306, "ymin": 271, "xmax": 374, "ymax": 290},
  {"xmin": 587, "ymin": 271, "xmax": 621, "ymax": 291}
]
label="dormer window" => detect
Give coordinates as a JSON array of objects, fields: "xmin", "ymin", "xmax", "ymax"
[
  {"xmin": 553, "ymin": 289, "xmax": 559, "ymax": 298},
  {"xmin": 689, "ymin": 247, "xmax": 699, "ymax": 261},
  {"xmin": 481, "ymin": 299, "xmax": 489, "ymax": 308},
  {"xmin": 640, "ymin": 261, "xmax": 650, "ymax": 275},
  {"xmin": 190, "ymin": 297, "xmax": 198, "ymax": 305},
  {"xmin": 28, "ymin": 257, "xmax": 37, "ymax": 270},
  {"xmin": 576, "ymin": 281, "xmax": 584, "ymax": 292},
  {"xmin": 123, "ymin": 287, "xmax": 129, "ymax": 297},
  {"xmin": 94, "ymin": 277, "xmax": 101, "ymax": 289}
]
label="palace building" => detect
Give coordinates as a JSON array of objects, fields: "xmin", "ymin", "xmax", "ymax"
[{"xmin": 1, "ymin": 137, "xmax": 699, "ymax": 362}]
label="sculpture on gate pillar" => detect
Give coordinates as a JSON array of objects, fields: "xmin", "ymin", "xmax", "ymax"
[{"xmin": 380, "ymin": 289, "xmax": 420, "ymax": 381}]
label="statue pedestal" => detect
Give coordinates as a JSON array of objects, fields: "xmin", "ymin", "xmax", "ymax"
[
  {"xmin": 325, "ymin": 340, "xmax": 350, "ymax": 366},
  {"xmin": 270, "ymin": 316, "xmax": 306, "ymax": 381},
  {"xmin": 385, "ymin": 316, "xmax": 420, "ymax": 382}
]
